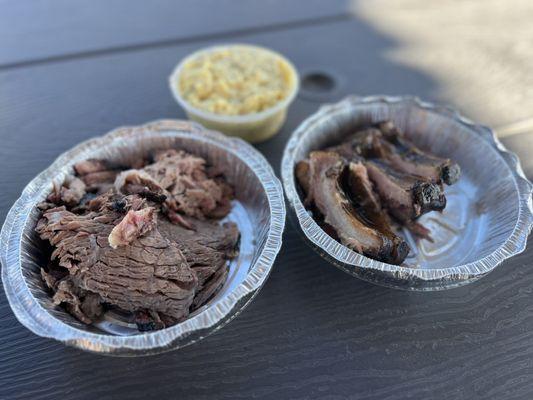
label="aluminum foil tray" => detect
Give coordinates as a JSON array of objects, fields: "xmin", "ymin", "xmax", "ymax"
[
  {"xmin": 282, "ymin": 96, "xmax": 532, "ymax": 290},
  {"xmin": 1, "ymin": 120, "xmax": 286, "ymax": 355}
]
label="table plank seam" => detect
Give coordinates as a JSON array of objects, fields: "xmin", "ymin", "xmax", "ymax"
[{"xmin": 0, "ymin": 13, "xmax": 351, "ymax": 71}]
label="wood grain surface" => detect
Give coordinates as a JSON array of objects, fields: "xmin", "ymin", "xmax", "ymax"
[
  {"xmin": 1, "ymin": 1, "xmax": 532, "ymax": 399},
  {"xmin": 0, "ymin": 0, "xmax": 349, "ymax": 67}
]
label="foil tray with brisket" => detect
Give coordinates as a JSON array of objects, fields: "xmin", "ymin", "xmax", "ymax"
[
  {"xmin": 36, "ymin": 149, "xmax": 240, "ymax": 331},
  {"xmin": 295, "ymin": 121, "xmax": 460, "ymax": 265}
]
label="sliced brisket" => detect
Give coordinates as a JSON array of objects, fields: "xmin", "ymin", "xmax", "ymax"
[
  {"xmin": 37, "ymin": 206, "xmax": 198, "ymax": 322},
  {"xmin": 38, "ymin": 149, "xmax": 239, "ymax": 329}
]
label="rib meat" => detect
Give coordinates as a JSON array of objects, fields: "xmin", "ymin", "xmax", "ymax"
[
  {"xmin": 365, "ymin": 160, "xmax": 446, "ymax": 223},
  {"xmin": 327, "ymin": 135, "xmax": 447, "ymax": 222},
  {"xmin": 326, "ymin": 127, "xmax": 384, "ymax": 160},
  {"xmin": 308, "ymin": 151, "xmax": 409, "ymax": 265},
  {"xmin": 295, "ymin": 159, "xmax": 311, "ymax": 202},
  {"xmin": 327, "ymin": 122, "xmax": 460, "ymax": 186},
  {"xmin": 345, "ymin": 161, "xmax": 382, "ymax": 218},
  {"xmin": 296, "ymin": 120, "xmax": 461, "ymax": 262},
  {"xmin": 362, "ymin": 122, "xmax": 460, "ymax": 185}
]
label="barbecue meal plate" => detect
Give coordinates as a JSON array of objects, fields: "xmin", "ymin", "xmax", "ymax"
[
  {"xmin": 282, "ymin": 96, "xmax": 532, "ymax": 290},
  {"xmin": 1, "ymin": 120, "xmax": 285, "ymax": 355}
]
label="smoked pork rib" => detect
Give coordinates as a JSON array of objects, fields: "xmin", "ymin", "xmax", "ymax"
[
  {"xmin": 377, "ymin": 121, "xmax": 460, "ymax": 185},
  {"xmin": 365, "ymin": 160, "xmax": 446, "ymax": 223},
  {"xmin": 338, "ymin": 122, "xmax": 461, "ymax": 185},
  {"xmin": 295, "ymin": 120, "xmax": 460, "ymax": 263},
  {"xmin": 306, "ymin": 151, "xmax": 409, "ymax": 265}
]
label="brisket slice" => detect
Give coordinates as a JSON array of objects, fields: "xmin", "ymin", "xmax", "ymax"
[
  {"xmin": 38, "ymin": 149, "xmax": 239, "ymax": 328},
  {"xmin": 308, "ymin": 151, "xmax": 409, "ymax": 265},
  {"xmin": 36, "ymin": 206, "xmax": 198, "ymax": 322},
  {"xmin": 74, "ymin": 159, "xmax": 122, "ymax": 194},
  {"xmin": 41, "ymin": 266, "xmax": 103, "ymax": 324},
  {"xmin": 158, "ymin": 219, "xmax": 239, "ymax": 268},
  {"xmin": 56, "ymin": 281, "xmax": 103, "ymax": 324},
  {"xmin": 116, "ymin": 149, "xmax": 233, "ymax": 223},
  {"xmin": 192, "ymin": 265, "xmax": 228, "ymax": 310},
  {"xmin": 157, "ymin": 218, "xmax": 239, "ymax": 303}
]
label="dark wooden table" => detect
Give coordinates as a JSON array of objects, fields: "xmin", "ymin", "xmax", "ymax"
[{"xmin": 1, "ymin": 1, "xmax": 532, "ymax": 399}]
